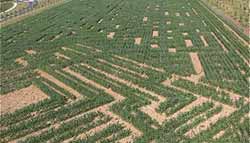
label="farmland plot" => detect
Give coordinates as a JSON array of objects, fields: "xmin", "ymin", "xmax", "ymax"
[{"xmin": 0, "ymin": 0, "xmax": 249, "ymax": 142}]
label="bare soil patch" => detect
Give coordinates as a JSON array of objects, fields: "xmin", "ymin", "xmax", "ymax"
[
  {"xmin": 192, "ymin": 8, "xmax": 198, "ymax": 15},
  {"xmin": 185, "ymin": 40, "xmax": 193, "ymax": 47},
  {"xmin": 200, "ymin": 35, "xmax": 208, "ymax": 47},
  {"xmin": 140, "ymin": 100, "xmax": 166, "ymax": 125},
  {"xmin": 166, "ymin": 21, "xmax": 171, "ymax": 25},
  {"xmin": 179, "ymin": 23, "xmax": 184, "ymax": 26},
  {"xmin": 182, "ymin": 32, "xmax": 188, "ymax": 36},
  {"xmin": 152, "ymin": 31, "xmax": 159, "ymax": 37},
  {"xmin": 168, "ymin": 48, "xmax": 176, "ymax": 53},
  {"xmin": 107, "ymin": 32, "xmax": 115, "ymax": 39},
  {"xmin": 15, "ymin": 57, "xmax": 28, "ymax": 67},
  {"xmin": 189, "ymin": 52, "xmax": 203, "ymax": 74},
  {"xmin": 151, "ymin": 44, "xmax": 159, "ymax": 48},
  {"xmin": 167, "ymin": 30, "xmax": 172, "ymax": 33},
  {"xmin": 135, "ymin": 37, "xmax": 142, "ymax": 45},
  {"xmin": 176, "ymin": 13, "xmax": 180, "ymax": 16},
  {"xmin": 54, "ymin": 52, "xmax": 71, "ymax": 60},
  {"xmin": 25, "ymin": 49, "xmax": 37, "ymax": 55},
  {"xmin": 167, "ymin": 37, "xmax": 173, "ymax": 40},
  {"xmin": 0, "ymin": 85, "xmax": 48, "ymax": 115},
  {"xmin": 212, "ymin": 130, "xmax": 225, "ymax": 139}
]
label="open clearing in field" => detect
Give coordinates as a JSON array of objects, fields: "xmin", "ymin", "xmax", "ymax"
[
  {"xmin": 0, "ymin": 85, "xmax": 48, "ymax": 115},
  {"xmin": 185, "ymin": 40, "xmax": 193, "ymax": 47}
]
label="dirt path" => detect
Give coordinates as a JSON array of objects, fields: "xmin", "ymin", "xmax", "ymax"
[
  {"xmin": 81, "ymin": 63, "xmax": 165, "ymax": 101},
  {"xmin": 36, "ymin": 70, "xmax": 82, "ymax": 98},
  {"xmin": 140, "ymin": 99, "xmax": 166, "ymax": 125},
  {"xmin": 235, "ymin": 50, "xmax": 250, "ymax": 66},
  {"xmin": 185, "ymin": 104, "xmax": 236, "ymax": 138},
  {"xmin": 211, "ymin": 32, "xmax": 228, "ymax": 52},
  {"xmin": 113, "ymin": 55, "xmax": 165, "ymax": 73},
  {"xmin": 54, "ymin": 52, "xmax": 71, "ymax": 60},
  {"xmin": 63, "ymin": 67, "xmax": 125, "ymax": 101},
  {"xmin": 200, "ymin": 35, "xmax": 208, "ymax": 47},
  {"xmin": 0, "ymin": 85, "xmax": 48, "ymax": 115},
  {"xmin": 98, "ymin": 59, "xmax": 148, "ymax": 79},
  {"xmin": 212, "ymin": 130, "xmax": 225, "ymax": 140},
  {"xmin": 76, "ymin": 43, "xmax": 102, "ymax": 52}
]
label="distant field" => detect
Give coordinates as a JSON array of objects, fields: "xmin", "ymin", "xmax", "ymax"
[
  {"xmin": 204, "ymin": 0, "xmax": 249, "ymax": 27},
  {"xmin": 0, "ymin": 0, "xmax": 249, "ymax": 142}
]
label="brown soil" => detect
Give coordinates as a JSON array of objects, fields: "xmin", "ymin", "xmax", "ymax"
[
  {"xmin": 166, "ymin": 96, "xmax": 208, "ymax": 120},
  {"xmin": 200, "ymin": 35, "xmax": 209, "ymax": 47},
  {"xmin": 168, "ymin": 48, "xmax": 176, "ymax": 53},
  {"xmin": 0, "ymin": 85, "xmax": 48, "ymax": 115},
  {"xmin": 152, "ymin": 31, "xmax": 159, "ymax": 37},
  {"xmin": 189, "ymin": 52, "xmax": 203, "ymax": 74},
  {"xmin": 113, "ymin": 55, "xmax": 165, "ymax": 72},
  {"xmin": 135, "ymin": 37, "xmax": 142, "ymax": 45},
  {"xmin": 151, "ymin": 44, "xmax": 159, "ymax": 48},
  {"xmin": 140, "ymin": 100, "xmax": 166, "ymax": 125},
  {"xmin": 211, "ymin": 32, "xmax": 228, "ymax": 52},
  {"xmin": 25, "ymin": 49, "xmax": 37, "ymax": 55},
  {"xmin": 36, "ymin": 70, "xmax": 82, "ymax": 98},
  {"xmin": 15, "ymin": 57, "xmax": 28, "ymax": 67},
  {"xmin": 107, "ymin": 32, "xmax": 115, "ymax": 39},
  {"xmin": 212, "ymin": 130, "xmax": 225, "ymax": 139},
  {"xmin": 54, "ymin": 52, "xmax": 71, "ymax": 60},
  {"xmin": 185, "ymin": 40, "xmax": 193, "ymax": 47},
  {"xmin": 182, "ymin": 33, "xmax": 188, "ymax": 36}
]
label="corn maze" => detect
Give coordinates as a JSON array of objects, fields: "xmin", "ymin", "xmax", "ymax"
[{"xmin": 0, "ymin": 0, "xmax": 249, "ymax": 142}]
